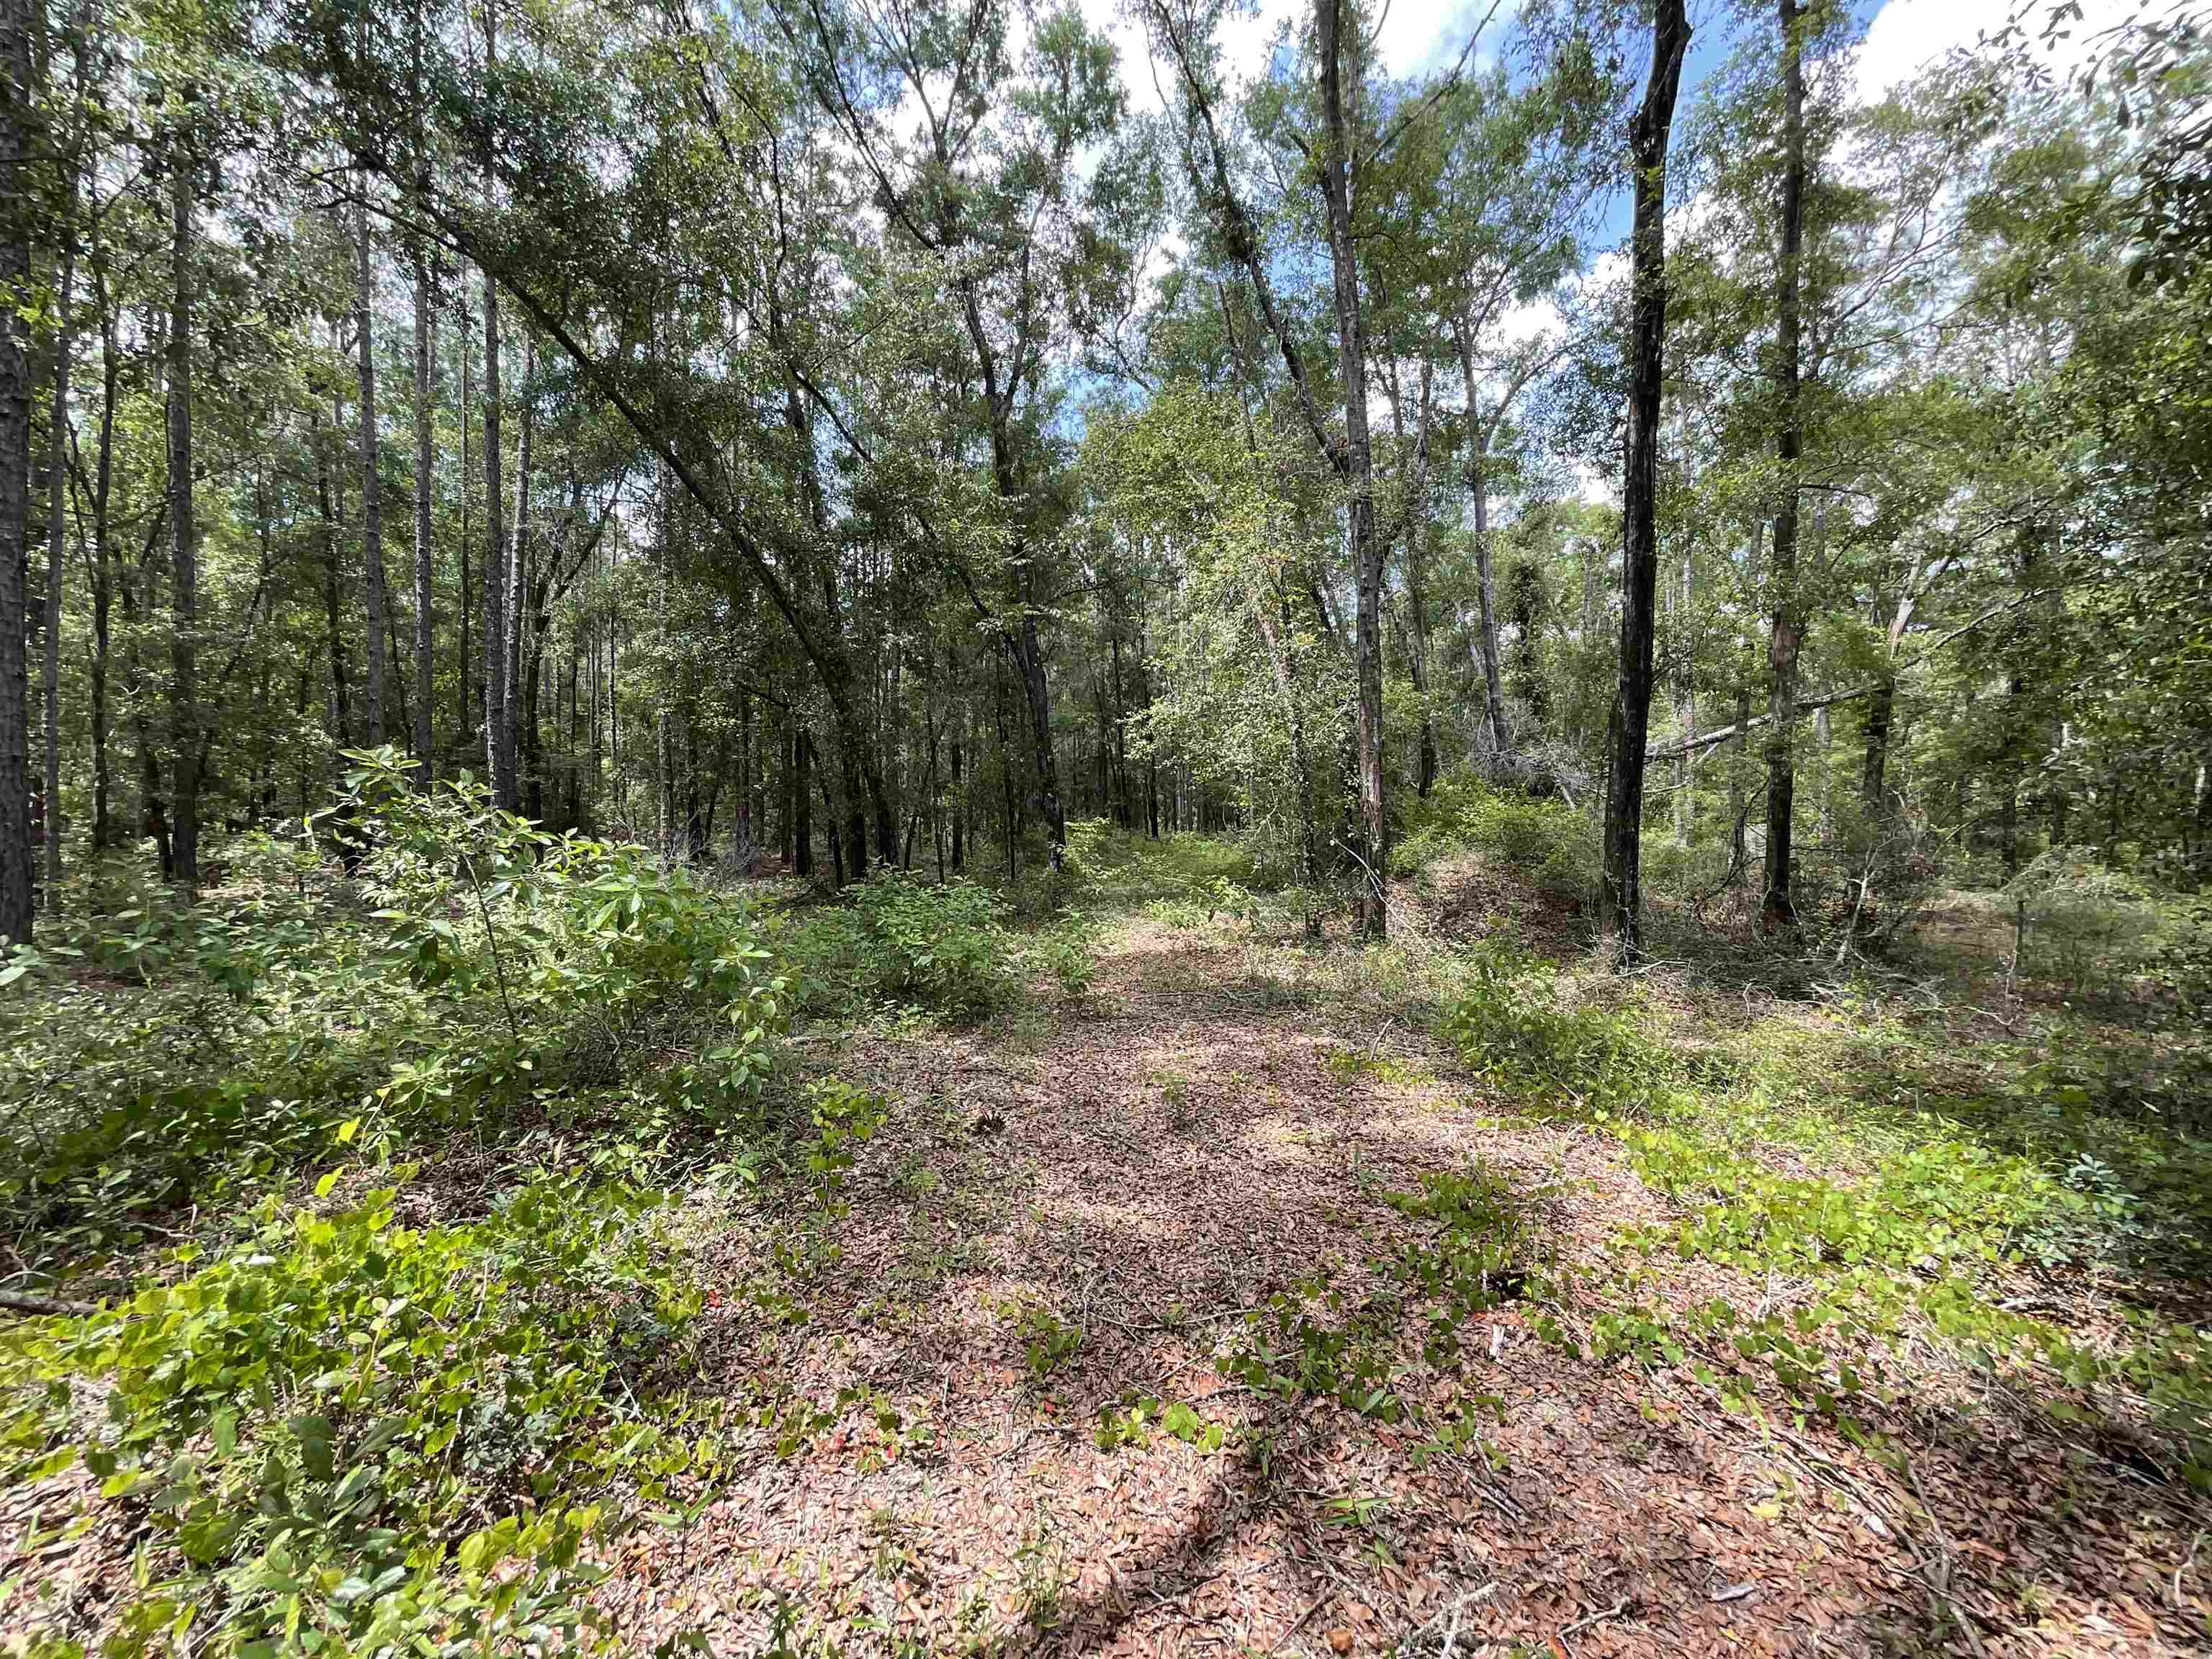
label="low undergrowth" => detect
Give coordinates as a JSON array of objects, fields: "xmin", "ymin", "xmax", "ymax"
[
  {"xmin": 1434, "ymin": 942, "xmax": 2212, "ymax": 1491},
  {"xmin": 1216, "ymin": 1162, "xmax": 1541, "ymax": 1434},
  {"xmin": 0, "ymin": 748, "xmax": 814, "ymax": 1655},
  {"xmin": 2, "ymin": 1178, "xmax": 704, "ymax": 1655},
  {"xmin": 1389, "ymin": 779, "xmax": 1595, "ymax": 911}
]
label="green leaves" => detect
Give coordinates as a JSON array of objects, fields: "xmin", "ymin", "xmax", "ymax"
[{"xmin": 4, "ymin": 1175, "xmax": 691, "ymax": 1653}]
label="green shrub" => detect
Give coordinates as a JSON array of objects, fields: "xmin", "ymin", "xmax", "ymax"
[
  {"xmin": 0, "ymin": 748, "xmax": 786, "ymax": 1292},
  {"xmin": 775, "ymin": 871, "xmax": 1014, "ymax": 1020},
  {"xmin": 1388, "ymin": 778, "xmax": 1594, "ymax": 907},
  {"xmin": 1624, "ymin": 1124, "xmax": 2090, "ymax": 1273},
  {"xmin": 1439, "ymin": 945, "xmax": 1662, "ymax": 1112},
  {"xmin": 0, "ymin": 1176, "xmax": 699, "ymax": 1655},
  {"xmin": 1036, "ymin": 907, "xmax": 1100, "ymax": 999},
  {"xmin": 853, "ymin": 873, "xmax": 1011, "ymax": 1011}
]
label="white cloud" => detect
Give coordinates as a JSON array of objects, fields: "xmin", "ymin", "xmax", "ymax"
[
  {"xmin": 1082, "ymin": 0, "xmax": 1506, "ymax": 120},
  {"xmin": 1851, "ymin": 0, "xmax": 2122, "ymax": 105}
]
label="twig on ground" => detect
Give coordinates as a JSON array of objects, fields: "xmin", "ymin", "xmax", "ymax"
[
  {"xmin": 1904, "ymin": 1454, "xmax": 1989, "ymax": 1659},
  {"xmin": 1270, "ymin": 1590, "xmax": 1333, "ymax": 1655},
  {"xmin": 1558, "ymin": 1596, "xmax": 1630, "ymax": 1641},
  {"xmin": 0, "ymin": 1290, "xmax": 103, "ymax": 1317}
]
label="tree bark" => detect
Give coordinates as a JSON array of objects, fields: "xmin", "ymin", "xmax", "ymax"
[
  {"xmin": 479, "ymin": 1, "xmax": 506, "ymax": 799},
  {"xmin": 84, "ymin": 269, "xmax": 119, "ymax": 852},
  {"xmin": 1451, "ymin": 315, "xmax": 1509, "ymax": 758},
  {"xmin": 1316, "ymin": 0, "xmax": 1385, "ymax": 938},
  {"xmin": 42, "ymin": 32, "xmax": 78, "ymax": 889},
  {"xmin": 480, "ymin": 262, "xmax": 505, "ymax": 796},
  {"xmin": 457, "ymin": 305, "xmax": 472, "ymax": 751},
  {"xmin": 0, "ymin": 0, "xmax": 30, "ymax": 941},
  {"xmin": 1861, "ymin": 672, "xmax": 1893, "ymax": 814},
  {"xmin": 1673, "ymin": 544, "xmax": 1694, "ymax": 846},
  {"xmin": 793, "ymin": 729, "xmax": 813, "ymax": 877},
  {"xmin": 410, "ymin": 258, "xmax": 434, "ymax": 780},
  {"xmin": 411, "ymin": 3, "xmax": 435, "ymax": 786},
  {"xmin": 499, "ymin": 331, "xmax": 531, "ymax": 811},
  {"xmin": 1761, "ymin": 0, "xmax": 1809, "ymax": 932},
  {"xmin": 354, "ymin": 200, "xmax": 386, "ymax": 747},
  {"xmin": 166, "ymin": 122, "xmax": 202, "ymax": 895},
  {"xmin": 1597, "ymin": 0, "xmax": 1690, "ymax": 964},
  {"xmin": 315, "ymin": 410, "xmax": 353, "ymax": 750}
]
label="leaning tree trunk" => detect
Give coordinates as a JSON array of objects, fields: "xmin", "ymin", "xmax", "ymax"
[
  {"xmin": 167, "ymin": 121, "xmax": 202, "ymax": 896},
  {"xmin": 1597, "ymin": 0, "xmax": 1690, "ymax": 964},
  {"xmin": 1316, "ymin": 0, "xmax": 1385, "ymax": 938},
  {"xmin": 1761, "ymin": 0, "xmax": 1809, "ymax": 932}
]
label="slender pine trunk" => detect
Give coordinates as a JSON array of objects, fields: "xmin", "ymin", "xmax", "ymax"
[
  {"xmin": 1761, "ymin": 0, "xmax": 1809, "ymax": 932},
  {"xmin": 166, "ymin": 124, "xmax": 201, "ymax": 894},
  {"xmin": 1597, "ymin": 0, "xmax": 1690, "ymax": 963},
  {"xmin": 354, "ymin": 199, "xmax": 386, "ymax": 746}
]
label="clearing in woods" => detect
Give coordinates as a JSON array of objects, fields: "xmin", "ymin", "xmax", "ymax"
[
  {"xmin": 589, "ymin": 861, "xmax": 2206, "ymax": 1658},
  {"xmin": 4, "ymin": 834, "xmax": 2206, "ymax": 1658}
]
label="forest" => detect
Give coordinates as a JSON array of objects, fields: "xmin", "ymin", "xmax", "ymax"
[{"xmin": 1, "ymin": 0, "xmax": 2210, "ymax": 1650}]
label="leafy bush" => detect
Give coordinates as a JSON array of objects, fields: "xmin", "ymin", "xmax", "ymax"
[
  {"xmin": 1439, "ymin": 945, "xmax": 1663, "ymax": 1112},
  {"xmin": 778, "ymin": 872, "xmax": 1012, "ymax": 1019},
  {"xmin": 1624, "ymin": 1123, "xmax": 2092, "ymax": 1272},
  {"xmin": 1035, "ymin": 907, "xmax": 1100, "ymax": 1000},
  {"xmin": 0, "ymin": 1176, "xmax": 701, "ymax": 1655},
  {"xmin": 1390, "ymin": 778, "xmax": 1594, "ymax": 908},
  {"xmin": 0, "ymin": 747, "xmax": 785, "ymax": 1292}
]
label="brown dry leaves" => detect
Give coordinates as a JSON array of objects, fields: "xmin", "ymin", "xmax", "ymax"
[{"xmin": 585, "ymin": 911, "xmax": 2209, "ymax": 1658}]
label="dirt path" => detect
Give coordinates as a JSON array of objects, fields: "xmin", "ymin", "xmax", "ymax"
[{"xmin": 598, "ymin": 915, "xmax": 2204, "ymax": 1658}]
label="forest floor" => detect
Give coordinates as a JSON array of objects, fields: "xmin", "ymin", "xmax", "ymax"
[{"xmin": 585, "ymin": 855, "xmax": 2212, "ymax": 1659}]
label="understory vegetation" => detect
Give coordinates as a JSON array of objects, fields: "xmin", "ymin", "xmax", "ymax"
[{"xmin": 5, "ymin": 787, "xmax": 2209, "ymax": 1653}]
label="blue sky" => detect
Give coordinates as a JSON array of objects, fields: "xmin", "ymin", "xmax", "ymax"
[{"xmin": 1079, "ymin": 0, "xmax": 2118, "ymax": 253}]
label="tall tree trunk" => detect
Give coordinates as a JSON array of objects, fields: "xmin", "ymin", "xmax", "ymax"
[
  {"xmin": 499, "ymin": 331, "xmax": 530, "ymax": 811},
  {"xmin": 42, "ymin": 35, "xmax": 78, "ymax": 889},
  {"xmin": 410, "ymin": 4, "xmax": 434, "ymax": 786},
  {"xmin": 1316, "ymin": 0, "xmax": 1385, "ymax": 938},
  {"xmin": 992, "ymin": 649, "xmax": 1019, "ymax": 881},
  {"xmin": 354, "ymin": 200, "xmax": 386, "ymax": 746},
  {"xmin": 1451, "ymin": 317, "xmax": 1509, "ymax": 758},
  {"xmin": 480, "ymin": 263, "xmax": 505, "ymax": 795},
  {"xmin": 85, "ymin": 276, "xmax": 118, "ymax": 851},
  {"xmin": 1730, "ymin": 523, "xmax": 1761, "ymax": 873},
  {"xmin": 457, "ymin": 307, "xmax": 472, "ymax": 750},
  {"xmin": 1408, "ymin": 366, "xmax": 1439, "ymax": 796},
  {"xmin": 1597, "ymin": 0, "xmax": 1690, "ymax": 963},
  {"xmin": 409, "ymin": 248, "xmax": 433, "ymax": 783},
  {"xmin": 523, "ymin": 583, "xmax": 545, "ymax": 823},
  {"xmin": 563, "ymin": 629, "xmax": 581, "ymax": 827},
  {"xmin": 1761, "ymin": 0, "xmax": 1809, "ymax": 932},
  {"xmin": 0, "ymin": 0, "xmax": 30, "ymax": 941},
  {"xmin": 949, "ymin": 724, "xmax": 965, "ymax": 872},
  {"xmin": 479, "ymin": 4, "xmax": 505, "ymax": 795},
  {"xmin": 316, "ymin": 412, "xmax": 353, "ymax": 750},
  {"xmin": 1861, "ymin": 673, "xmax": 1893, "ymax": 814},
  {"xmin": 793, "ymin": 729, "xmax": 813, "ymax": 877},
  {"xmin": 1673, "ymin": 544, "xmax": 1694, "ymax": 847},
  {"xmin": 166, "ymin": 125, "xmax": 201, "ymax": 894}
]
